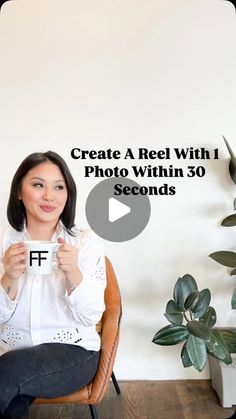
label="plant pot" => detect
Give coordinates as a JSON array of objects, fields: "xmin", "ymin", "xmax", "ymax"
[{"xmin": 209, "ymin": 354, "xmax": 236, "ymax": 407}]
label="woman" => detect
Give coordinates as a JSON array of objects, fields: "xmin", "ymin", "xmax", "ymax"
[{"xmin": 0, "ymin": 151, "xmax": 106, "ymax": 419}]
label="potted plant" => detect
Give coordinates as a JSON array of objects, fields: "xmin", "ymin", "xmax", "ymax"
[
  {"xmin": 208, "ymin": 138, "xmax": 236, "ymax": 415},
  {"xmin": 210, "ymin": 137, "xmax": 236, "ymax": 306},
  {"xmin": 152, "ymin": 273, "xmax": 232, "ymax": 371},
  {"xmin": 152, "ymin": 138, "xmax": 236, "ymax": 416}
]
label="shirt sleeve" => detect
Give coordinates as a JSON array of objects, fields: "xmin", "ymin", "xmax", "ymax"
[
  {"xmin": 0, "ymin": 284, "xmax": 18, "ymax": 324},
  {"xmin": 64, "ymin": 230, "xmax": 106, "ymax": 327},
  {"xmin": 0, "ymin": 228, "xmax": 18, "ymax": 324}
]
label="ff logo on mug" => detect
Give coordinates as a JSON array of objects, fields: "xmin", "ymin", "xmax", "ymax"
[
  {"xmin": 24, "ymin": 241, "xmax": 59, "ymax": 275},
  {"xmin": 29, "ymin": 251, "xmax": 49, "ymax": 267}
]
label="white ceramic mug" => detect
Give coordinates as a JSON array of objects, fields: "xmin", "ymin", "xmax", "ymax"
[{"xmin": 24, "ymin": 240, "xmax": 59, "ymax": 275}]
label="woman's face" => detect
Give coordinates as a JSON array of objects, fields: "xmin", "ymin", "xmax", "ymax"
[{"xmin": 19, "ymin": 161, "xmax": 68, "ymax": 227}]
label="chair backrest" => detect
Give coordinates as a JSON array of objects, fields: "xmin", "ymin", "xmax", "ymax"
[
  {"xmin": 88, "ymin": 256, "xmax": 122, "ymax": 404},
  {"xmin": 35, "ymin": 256, "xmax": 122, "ymax": 406}
]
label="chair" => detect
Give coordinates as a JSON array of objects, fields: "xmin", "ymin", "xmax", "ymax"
[{"xmin": 34, "ymin": 257, "xmax": 122, "ymax": 419}]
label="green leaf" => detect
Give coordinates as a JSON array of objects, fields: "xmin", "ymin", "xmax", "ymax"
[
  {"xmin": 186, "ymin": 335, "xmax": 207, "ymax": 372},
  {"xmin": 229, "ymin": 160, "xmax": 236, "ymax": 185},
  {"xmin": 173, "ymin": 274, "xmax": 198, "ymax": 310},
  {"xmin": 192, "ymin": 289, "xmax": 211, "ymax": 318},
  {"xmin": 209, "ymin": 251, "xmax": 236, "ymax": 268},
  {"xmin": 184, "ymin": 291, "xmax": 200, "ymax": 311},
  {"xmin": 164, "ymin": 300, "xmax": 183, "ymax": 325},
  {"xmin": 181, "ymin": 342, "xmax": 193, "ymax": 368},
  {"xmin": 223, "ymin": 136, "xmax": 235, "ymax": 160},
  {"xmin": 231, "ymin": 288, "xmax": 236, "ymax": 309},
  {"xmin": 220, "ymin": 329, "xmax": 236, "ymax": 353},
  {"xmin": 223, "ymin": 136, "xmax": 236, "ymax": 185},
  {"xmin": 206, "ymin": 330, "xmax": 232, "ymax": 364},
  {"xmin": 187, "ymin": 320, "xmax": 210, "ymax": 341},
  {"xmin": 152, "ymin": 325, "xmax": 189, "ymax": 346},
  {"xmin": 200, "ymin": 306, "xmax": 217, "ymax": 328},
  {"xmin": 221, "ymin": 214, "xmax": 236, "ymax": 227},
  {"xmin": 230, "ymin": 269, "xmax": 236, "ymax": 276}
]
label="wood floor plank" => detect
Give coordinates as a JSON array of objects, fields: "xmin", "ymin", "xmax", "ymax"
[{"xmin": 29, "ymin": 380, "xmax": 235, "ymax": 419}]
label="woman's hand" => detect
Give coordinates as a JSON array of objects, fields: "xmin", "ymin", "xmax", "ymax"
[
  {"xmin": 1, "ymin": 242, "xmax": 26, "ymax": 300},
  {"xmin": 57, "ymin": 238, "xmax": 83, "ymax": 295},
  {"xmin": 3, "ymin": 242, "xmax": 26, "ymax": 281},
  {"xmin": 57, "ymin": 238, "xmax": 78, "ymax": 274}
]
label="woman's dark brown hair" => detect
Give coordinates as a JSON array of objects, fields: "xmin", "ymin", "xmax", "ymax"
[{"xmin": 7, "ymin": 151, "xmax": 77, "ymax": 235}]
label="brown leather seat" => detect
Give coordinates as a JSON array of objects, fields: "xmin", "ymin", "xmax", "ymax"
[{"xmin": 34, "ymin": 257, "xmax": 122, "ymax": 419}]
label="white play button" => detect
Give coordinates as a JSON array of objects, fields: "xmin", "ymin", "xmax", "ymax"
[
  {"xmin": 108, "ymin": 198, "xmax": 131, "ymax": 223},
  {"xmin": 85, "ymin": 177, "xmax": 151, "ymax": 242}
]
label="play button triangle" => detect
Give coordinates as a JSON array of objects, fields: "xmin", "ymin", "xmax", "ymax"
[
  {"xmin": 85, "ymin": 177, "xmax": 151, "ymax": 242},
  {"xmin": 109, "ymin": 198, "xmax": 131, "ymax": 223}
]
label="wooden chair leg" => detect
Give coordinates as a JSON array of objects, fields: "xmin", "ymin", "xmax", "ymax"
[
  {"xmin": 226, "ymin": 410, "xmax": 236, "ymax": 418},
  {"xmin": 111, "ymin": 371, "xmax": 121, "ymax": 395},
  {"xmin": 89, "ymin": 404, "xmax": 98, "ymax": 419}
]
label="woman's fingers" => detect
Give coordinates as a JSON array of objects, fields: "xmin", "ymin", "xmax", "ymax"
[
  {"xmin": 57, "ymin": 245, "xmax": 78, "ymax": 272},
  {"xmin": 3, "ymin": 243, "xmax": 26, "ymax": 278},
  {"xmin": 7, "ymin": 243, "xmax": 26, "ymax": 257},
  {"xmin": 6, "ymin": 244, "xmax": 26, "ymax": 262}
]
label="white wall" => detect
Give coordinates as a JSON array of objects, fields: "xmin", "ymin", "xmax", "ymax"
[{"xmin": 0, "ymin": 0, "xmax": 236, "ymax": 379}]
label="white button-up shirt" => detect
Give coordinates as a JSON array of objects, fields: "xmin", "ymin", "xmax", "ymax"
[{"xmin": 0, "ymin": 223, "xmax": 106, "ymax": 355}]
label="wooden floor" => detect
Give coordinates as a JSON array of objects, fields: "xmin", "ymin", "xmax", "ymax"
[{"xmin": 29, "ymin": 380, "xmax": 235, "ymax": 419}]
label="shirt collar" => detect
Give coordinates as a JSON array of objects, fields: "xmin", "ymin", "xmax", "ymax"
[{"xmin": 21, "ymin": 220, "xmax": 64, "ymax": 242}]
